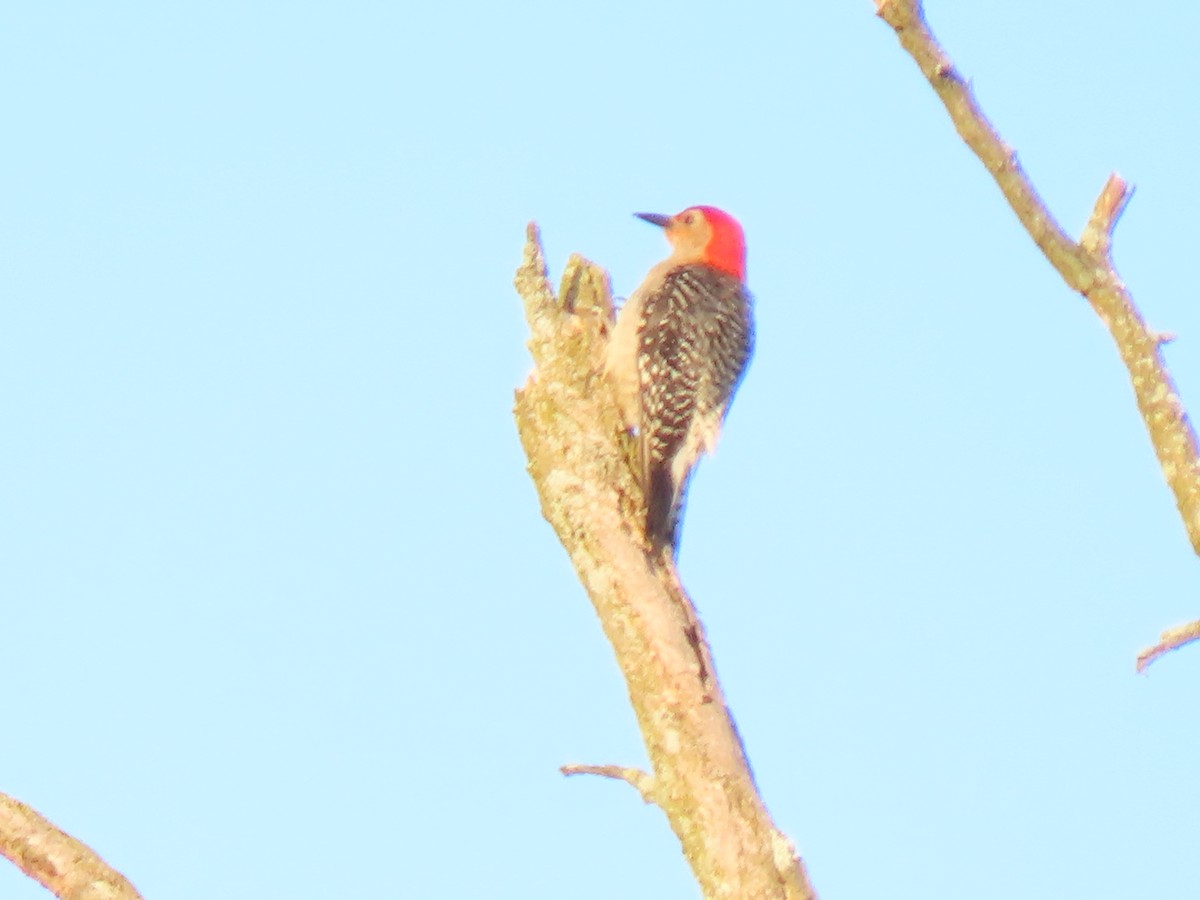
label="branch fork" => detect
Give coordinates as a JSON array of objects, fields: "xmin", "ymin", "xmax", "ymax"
[
  {"xmin": 514, "ymin": 227, "xmax": 815, "ymax": 898},
  {"xmin": 876, "ymin": 0, "xmax": 1200, "ymax": 670}
]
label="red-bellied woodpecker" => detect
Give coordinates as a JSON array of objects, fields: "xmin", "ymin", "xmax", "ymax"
[{"xmin": 605, "ymin": 205, "xmax": 754, "ymax": 559}]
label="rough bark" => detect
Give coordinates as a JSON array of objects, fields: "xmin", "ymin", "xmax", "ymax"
[
  {"xmin": 513, "ymin": 226, "xmax": 815, "ymax": 899},
  {"xmin": 0, "ymin": 792, "xmax": 142, "ymax": 900}
]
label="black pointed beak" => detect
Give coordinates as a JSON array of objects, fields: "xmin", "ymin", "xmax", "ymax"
[{"xmin": 634, "ymin": 212, "xmax": 672, "ymax": 228}]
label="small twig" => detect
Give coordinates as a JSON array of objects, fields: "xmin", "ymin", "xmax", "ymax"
[
  {"xmin": 1081, "ymin": 173, "xmax": 1134, "ymax": 260},
  {"xmin": 1153, "ymin": 332, "xmax": 1178, "ymax": 347},
  {"xmin": 1136, "ymin": 620, "xmax": 1200, "ymax": 673},
  {"xmin": 561, "ymin": 764, "xmax": 657, "ymax": 804}
]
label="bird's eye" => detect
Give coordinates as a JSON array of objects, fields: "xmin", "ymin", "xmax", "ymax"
[{"xmin": 682, "ymin": 213, "xmax": 696, "ymax": 225}]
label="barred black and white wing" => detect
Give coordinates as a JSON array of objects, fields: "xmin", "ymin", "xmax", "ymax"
[{"xmin": 637, "ymin": 264, "xmax": 754, "ymax": 556}]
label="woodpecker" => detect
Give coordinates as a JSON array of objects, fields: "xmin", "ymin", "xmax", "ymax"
[{"xmin": 605, "ymin": 205, "xmax": 754, "ymax": 559}]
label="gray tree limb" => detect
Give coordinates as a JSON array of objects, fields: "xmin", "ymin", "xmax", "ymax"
[
  {"xmin": 513, "ymin": 225, "xmax": 815, "ymax": 899},
  {"xmin": 875, "ymin": 0, "xmax": 1200, "ymax": 669},
  {"xmin": 0, "ymin": 791, "xmax": 142, "ymax": 900}
]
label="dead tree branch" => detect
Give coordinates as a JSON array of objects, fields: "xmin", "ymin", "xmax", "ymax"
[
  {"xmin": 1136, "ymin": 621, "xmax": 1200, "ymax": 673},
  {"xmin": 0, "ymin": 791, "xmax": 142, "ymax": 900},
  {"xmin": 875, "ymin": 0, "xmax": 1200, "ymax": 669},
  {"xmin": 513, "ymin": 225, "xmax": 815, "ymax": 899}
]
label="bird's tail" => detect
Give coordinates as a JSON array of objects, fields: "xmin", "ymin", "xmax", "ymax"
[{"xmin": 646, "ymin": 464, "xmax": 686, "ymax": 559}]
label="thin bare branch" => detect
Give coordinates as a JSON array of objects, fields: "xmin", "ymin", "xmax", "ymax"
[
  {"xmin": 514, "ymin": 224, "xmax": 816, "ymax": 899},
  {"xmin": 1137, "ymin": 619, "xmax": 1200, "ymax": 673},
  {"xmin": 875, "ymin": 0, "xmax": 1200, "ymax": 668},
  {"xmin": 0, "ymin": 792, "xmax": 142, "ymax": 900},
  {"xmin": 1081, "ymin": 174, "xmax": 1134, "ymax": 259},
  {"xmin": 875, "ymin": 0, "xmax": 1200, "ymax": 561},
  {"xmin": 561, "ymin": 764, "xmax": 657, "ymax": 803}
]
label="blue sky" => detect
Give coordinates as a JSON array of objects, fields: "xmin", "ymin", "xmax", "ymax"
[{"xmin": 3, "ymin": 2, "xmax": 1198, "ymax": 897}]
